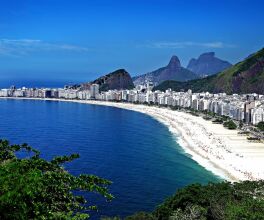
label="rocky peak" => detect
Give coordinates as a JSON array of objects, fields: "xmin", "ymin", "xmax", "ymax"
[
  {"xmin": 167, "ymin": 56, "xmax": 181, "ymax": 69},
  {"xmin": 199, "ymin": 52, "xmax": 215, "ymax": 59},
  {"xmin": 187, "ymin": 52, "xmax": 231, "ymax": 76}
]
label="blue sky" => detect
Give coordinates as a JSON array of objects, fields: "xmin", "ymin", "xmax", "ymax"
[{"xmin": 0, "ymin": 0, "xmax": 263, "ymax": 84}]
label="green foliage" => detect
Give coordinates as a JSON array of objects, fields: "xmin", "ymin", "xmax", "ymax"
[
  {"xmin": 221, "ymin": 115, "xmax": 230, "ymax": 121},
  {"xmin": 153, "ymin": 74, "xmax": 217, "ymax": 93},
  {"xmin": 0, "ymin": 140, "xmax": 113, "ymax": 220},
  {"xmin": 127, "ymin": 181, "xmax": 264, "ymax": 220},
  {"xmin": 207, "ymin": 111, "xmax": 216, "ymax": 117},
  {"xmin": 257, "ymin": 121, "xmax": 264, "ymax": 131},
  {"xmin": 223, "ymin": 120, "xmax": 237, "ymax": 130},
  {"xmin": 225, "ymin": 199, "xmax": 264, "ymax": 220}
]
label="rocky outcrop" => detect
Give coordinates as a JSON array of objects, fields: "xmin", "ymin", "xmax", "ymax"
[
  {"xmin": 133, "ymin": 56, "xmax": 197, "ymax": 86},
  {"xmin": 89, "ymin": 69, "xmax": 134, "ymax": 91},
  {"xmin": 187, "ymin": 52, "xmax": 232, "ymax": 76}
]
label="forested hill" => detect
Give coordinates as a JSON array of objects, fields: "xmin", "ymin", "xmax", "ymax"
[{"xmin": 124, "ymin": 180, "xmax": 264, "ymax": 220}]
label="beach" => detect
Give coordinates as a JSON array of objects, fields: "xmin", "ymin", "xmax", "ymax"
[{"xmin": 3, "ymin": 97, "xmax": 264, "ymax": 181}]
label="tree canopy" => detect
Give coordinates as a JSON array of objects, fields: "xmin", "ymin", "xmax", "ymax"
[
  {"xmin": 0, "ymin": 139, "xmax": 113, "ymax": 220},
  {"xmin": 123, "ymin": 181, "xmax": 264, "ymax": 220}
]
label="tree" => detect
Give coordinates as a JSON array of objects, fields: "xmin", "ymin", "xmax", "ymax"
[
  {"xmin": 0, "ymin": 139, "xmax": 113, "ymax": 220},
  {"xmin": 223, "ymin": 120, "xmax": 237, "ymax": 130},
  {"xmin": 257, "ymin": 122, "xmax": 264, "ymax": 131},
  {"xmin": 125, "ymin": 181, "xmax": 264, "ymax": 220}
]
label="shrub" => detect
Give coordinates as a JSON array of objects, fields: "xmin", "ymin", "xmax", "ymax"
[{"xmin": 223, "ymin": 120, "xmax": 237, "ymax": 129}]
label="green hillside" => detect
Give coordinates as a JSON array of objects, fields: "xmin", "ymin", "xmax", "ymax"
[
  {"xmin": 106, "ymin": 181, "xmax": 264, "ymax": 220},
  {"xmin": 154, "ymin": 48, "xmax": 264, "ymax": 94}
]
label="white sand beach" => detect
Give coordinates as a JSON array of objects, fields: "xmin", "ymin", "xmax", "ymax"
[{"xmin": 3, "ymin": 97, "xmax": 264, "ymax": 182}]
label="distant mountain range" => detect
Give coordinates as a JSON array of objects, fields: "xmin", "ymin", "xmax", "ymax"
[
  {"xmin": 82, "ymin": 69, "xmax": 134, "ymax": 91},
  {"xmin": 133, "ymin": 56, "xmax": 197, "ymax": 86},
  {"xmin": 80, "ymin": 49, "xmax": 263, "ymax": 95},
  {"xmin": 133, "ymin": 53, "xmax": 231, "ymax": 86},
  {"xmin": 187, "ymin": 52, "xmax": 232, "ymax": 76},
  {"xmin": 154, "ymin": 47, "xmax": 264, "ymax": 94}
]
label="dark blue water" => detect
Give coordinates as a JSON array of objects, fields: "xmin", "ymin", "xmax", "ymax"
[{"xmin": 0, "ymin": 99, "xmax": 220, "ymax": 218}]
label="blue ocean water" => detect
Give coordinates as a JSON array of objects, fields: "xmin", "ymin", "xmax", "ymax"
[
  {"xmin": 0, "ymin": 79, "xmax": 79, "ymax": 89},
  {"xmin": 0, "ymin": 99, "xmax": 220, "ymax": 218}
]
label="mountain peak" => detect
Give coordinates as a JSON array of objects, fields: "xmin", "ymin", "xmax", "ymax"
[
  {"xmin": 187, "ymin": 52, "xmax": 231, "ymax": 76},
  {"xmin": 199, "ymin": 52, "xmax": 215, "ymax": 59},
  {"xmin": 168, "ymin": 55, "xmax": 181, "ymax": 68}
]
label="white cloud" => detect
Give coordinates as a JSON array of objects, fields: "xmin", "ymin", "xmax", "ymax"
[
  {"xmin": 0, "ymin": 39, "xmax": 90, "ymax": 56},
  {"xmin": 147, "ymin": 41, "xmax": 236, "ymax": 49}
]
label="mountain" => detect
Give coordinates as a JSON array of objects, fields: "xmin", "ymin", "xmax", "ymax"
[
  {"xmin": 133, "ymin": 56, "xmax": 198, "ymax": 86},
  {"xmin": 82, "ymin": 69, "xmax": 134, "ymax": 91},
  {"xmin": 187, "ymin": 52, "xmax": 232, "ymax": 76},
  {"xmin": 154, "ymin": 48, "xmax": 264, "ymax": 94}
]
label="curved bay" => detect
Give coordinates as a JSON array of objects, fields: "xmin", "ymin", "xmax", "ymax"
[{"xmin": 0, "ymin": 99, "xmax": 220, "ymax": 218}]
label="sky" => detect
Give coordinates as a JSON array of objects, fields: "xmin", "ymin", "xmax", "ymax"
[{"xmin": 0, "ymin": 0, "xmax": 264, "ymax": 85}]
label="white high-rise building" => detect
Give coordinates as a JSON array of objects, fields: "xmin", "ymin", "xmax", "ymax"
[
  {"xmin": 90, "ymin": 84, "xmax": 99, "ymax": 99},
  {"xmin": 251, "ymin": 107, "xmax": 264, "ymax": 125}
]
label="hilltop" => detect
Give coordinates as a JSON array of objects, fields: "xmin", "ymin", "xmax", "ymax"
[{"xmin": 82, "ymin": 69, "xmax": 134, "ymax": 92}]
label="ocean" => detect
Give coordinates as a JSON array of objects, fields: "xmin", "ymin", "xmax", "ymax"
[{"xmin": 0, "ymin": 99, "xmax": 220, "ymax": 218}]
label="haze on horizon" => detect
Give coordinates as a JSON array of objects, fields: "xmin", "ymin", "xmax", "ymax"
[{"xmin": 0, "ymin": 0, "xmax": 263, "ymax": 85}]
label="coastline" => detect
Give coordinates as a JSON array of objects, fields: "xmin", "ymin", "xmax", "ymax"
[{"xmin": 2, "ymin": 97, "xmax": 264, "ymax": 182}]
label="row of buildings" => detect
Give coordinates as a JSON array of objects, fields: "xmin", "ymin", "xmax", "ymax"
[
  {"xmin": 97, "ymin": 88, "xmax": 264, "ymax": 125},
  {"xmin": 0, "ymin": 84, "xmax": 100, "ymax": 100},
  {"xmin": 1, "ymin": 84, "xmax": 264, "ymax": 125}
]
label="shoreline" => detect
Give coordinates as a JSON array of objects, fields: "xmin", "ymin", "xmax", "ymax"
[{"xmin": 2, "ymin": 97, "xmax": 264, "ymax": 182}]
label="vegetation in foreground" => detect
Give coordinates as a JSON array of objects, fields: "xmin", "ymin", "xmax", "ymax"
[
  {"xmin": 105, "ymin": 181, "xmax": 264, "ymax": 220},
  {"xmin": 0, "ymin": 140, "xmax": 113, "ymax": 219},
  {"xmin": 1, "ymin": 139, "xmax": 264, "ymax": 220}
]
